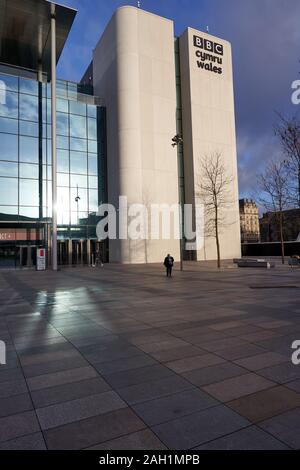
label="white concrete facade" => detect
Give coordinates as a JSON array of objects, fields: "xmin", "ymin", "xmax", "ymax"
[
  {"xmin": 92, "ymin": 6, "xmax": 241, "ymax": 263},
  {"xmin": 179, "ymin": 28, "xmax": 241, "ymax": 261},
  {"xmin": 93, "ymin": 6, "xmax": 180, "ymax": 263}
]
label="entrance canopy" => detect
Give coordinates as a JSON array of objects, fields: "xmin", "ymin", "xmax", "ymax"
[{"xmin": 0, "ymin": 0, "xmax": 77, "ymax": 75}]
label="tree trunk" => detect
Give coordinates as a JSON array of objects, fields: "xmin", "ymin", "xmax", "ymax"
[
  {"xmin": 215, "ymin": 211, "xmax": 221, "ymax": 269},
  {"xmin": 279, "ymin": 212, "xmax": 285, "ymax": 265}
]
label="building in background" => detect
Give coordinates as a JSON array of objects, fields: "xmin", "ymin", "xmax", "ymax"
[
  {"xmin": 239, "ymin": 199, "xmax": 260, "ymax": 243},
  {"xmin": 260, "ymin": 209, "xmax": 300, "ymax": 243}
]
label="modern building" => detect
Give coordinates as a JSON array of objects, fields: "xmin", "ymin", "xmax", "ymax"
[
  {"xmin": 239, "ymin": 199, "xmax": 260, "ymax": 243},
  {"xmin": 0, "ymin": 0, "xmax": 241, "ymax": 268}
]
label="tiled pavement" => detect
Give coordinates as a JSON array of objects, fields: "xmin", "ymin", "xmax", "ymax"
[{"xmin": 0, "ymin": 261, "xmax": 300, "ymax": 450}]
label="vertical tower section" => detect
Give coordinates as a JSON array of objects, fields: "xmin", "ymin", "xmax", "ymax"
[
  {"xmin": 93, "ymin": 6, "xmax": 180, "ymax": 263},
  {"xmin": 179, "ymin": 28, "xmax": 241, "ymax": 261}
]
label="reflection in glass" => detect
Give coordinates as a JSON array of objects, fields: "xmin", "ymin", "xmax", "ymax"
[
  {"xmin": 19, "ymin": 206, "xmax": 39, "ymax": 219},
  {"xmin": 19, "ymin": 94, "xmax": 38, "ymax": 121},
  {"xmin": 19, "ymin": 179, "xmax": 39, "ymax": 206},
  {"xmin": 57, "ymin": 135, "xmax": 69, "ymax": 150},
  {"xmin": 71, "ymin": 187, "xmax": 88, "ymax": 212},
  {"xmin": 70, "ymin": 138, "xmax": 87, "ymax": 152},
  {"xmin": 88, "ymin": 140, "xmax": 97, "ymax": 153},
  {"xmin": 0, "ymin": 74, "xmax": 18, "ymax": 92},
  {"xmin": 19, "ymin": 136, "xmax": 39, "ymax": 163},
  {"xmin": 88, "ymin": 118, "xmax": 97, "ymax": 140},
  {"xmin": 0, "ymin": 161, "xmax": 18, "ymax": 177},
  {"xmin": 71, "ymin": 174, "xmax": 87, "ymax": 188},
  {"xmin": 70, "ymin": 100, "xmax": 86, "ymax": 116},
  {"xmin": 71, "ymin": 212, "xmax": 88, "ymax": 225},
  {"xmin": 0, "ymin": 206, "xmax": 18, "ymax": 218},
  {"xmin": 0, "ymin": 91, "xmax": 18, "ymax": 118},
  {"xmin": 19, "ymin": 163, "xmax": 39, "ymax": 179},
  {"xmin": 57, "ymin": 173, "xmax": 69, "ymax": 187},
  {"xmin": 87, "ymin": 105, "xmax": 97, "ymax": 118},
  {"xmin": 89, "ymin": 189, "xmax": 98, "ymax": 211},
  {"xmin": 70, "ymin": 114, "xmax": 86, "ymax": 139},
  {"xmin": 70, "ymin": 152, "xmax": 87, "ymax": 174},
  {"xmin": 57, "ymin": 112, "xmax": 69, "ymax": 136},
  {"xmin": 57, "ymin": 149, "xmax": 69, "ymax": 173},
  {"xmin": 88, "ymin": 155, "xmax": 98, "ymax": 175},
  {"xmin": 19, "ymin": 78, "xmax": 38, "ymax": 96},
  {"xmin": 0, "ymin": 134, "xmax": 18, "ymax": 161},
  {"xmin": 89, "ymin": 176, "xmax": 98, "ymax": 189},
  {"xmin": 57, "ymin": 187, "xmax": 70, "ymax": 210},
  {"xmin": 0, "ymin": 177, "xmax": 18, "ymax": 204},
  {"xmin": 20, "ymin": 121, "xmax": 39, "ymax": 137},
  {"xmin": 57, "ymin": 98, "xmax": 68, "ymax": 113},
  {"xmin": 0, "ymin": 117, "xmax": 18, "ymax": 134}
]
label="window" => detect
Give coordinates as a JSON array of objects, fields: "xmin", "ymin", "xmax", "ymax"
[
  {"xmin": 88, "ymin": 155, "xmax": 98, "ymax": 175},
  {"xmin": 0, "ymin": 161, "xmax": 18, "ymax": 177},
  {"xmin": 70, "ymin": 152, "xmax": 87, "ymax": 175},
  {"xmin": 19, "ymin": 78, "xmax": 38, "ymax": 96},
  {"xmin": 19, "ymin": 136, "xmax": 39, "ymax": 163},
  {"xmin": 70, "ymin": 100, "xmax": 86, "ymax": 116},
  {"xmin": 71, "ymin": 174, "xmax": 87, "ymax": 188},
  {"xmin": 57, "ymin": 187, "xmax": 70, "ymax": 210},
  {"xmin": 0, "ymin": 134, "xmax": 18, "ymax": 161},
  {"xmin": 19, "ymin": 179, "xmax": 39, "ymax": 206},
  {"xmin": 70, "ymin": 137, "xmax": 87, "ymax": 152},
  {"xmin": 70, "ymin": 114, "xmax": 86, "ymax": 139},
  {"xmin": 0, "ymin": 116, "xmax": 18, "ymax": 134},
  {"xmin": 88, "ymin": 140, "xmax": 97, "ymax": 153},
  {"xmin": 19, "ymin": 121, "xmax": 39, "ymax": 137},
  {"xmin": 0, "ymin": 91, "xmax": 18, "ymax": 118},
  {"xmin": 71, "ymin": 187, "xmax": 88, "ymax": 211},
  {"xmin": 57, "ymin": 135, "xmax": 69, "ymax": 150},
  {"xmin": 57, "ymin": 149, "xmax": 69, "ymax": 173},
  {"xmin": 89, "ymin": 189, "xmax": 98, "ymax": 211},
  {"xmin": 57, "ymin": 98, "xmax": 68, "ymax": 113},
  {"xmin": 57, "ymin": 112, "xmax": 69, "ymax": 136},
  {"xmin": 88, "ymin": 118, "xmax": 97, "ymax": 140},
  {"xmin": 0, "ymin": 74, "xmax": 18, "ymax": 92},
  {"xmin": 19, "ymin": 206, "xmax": 39, "ymax": 218},
  {"xmin": 87, "ymin": 105, "xmax": 97, "ymax": 118},
  {"xmin": 57, "ymin": 173, "xmax": 69, "ymax": 187},
  {"xmin": 89, "ymin": 176, "xmax": 98, "ymax": 189},
  {"xmin": 19, "ymin": 163, "xmax": 39, "ymax": 179},
  {"xmin": 0, "ymin": 177, "xmax": 18, "ymax": 204},
  {"xmin": 19, "ymin": 94, "xmax": 39, "ymax": 121}
]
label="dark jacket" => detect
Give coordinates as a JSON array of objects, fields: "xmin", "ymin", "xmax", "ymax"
[{"xmin": 164, "ymin": 256, "xmax": 174, "ymax": 268}]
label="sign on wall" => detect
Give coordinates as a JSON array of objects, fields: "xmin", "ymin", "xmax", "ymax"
[
  {"xmin": 193, "ymin": 35, "xmax": 224, "ymax": 75},
  {"xmin": 37, "ymin": 248, "xmax": 46, "ymax": 271}
]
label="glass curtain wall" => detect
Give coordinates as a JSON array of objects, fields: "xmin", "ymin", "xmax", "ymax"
[{"xmin": 0, "ymin": 70, "xmax": 106, "ymax": 265}]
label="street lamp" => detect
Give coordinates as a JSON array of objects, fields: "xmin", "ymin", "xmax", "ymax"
[{"xmin": 172, "ymin": 134, "xmax": 184, "ymax": 271}]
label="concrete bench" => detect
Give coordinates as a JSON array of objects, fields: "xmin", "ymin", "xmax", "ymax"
[{"xmin": 233, "ymin": 259, "xmax": 275, "ymax": 269}]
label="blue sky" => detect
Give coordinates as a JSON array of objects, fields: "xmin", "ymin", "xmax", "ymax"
[{"xmin": 57, "ymin": 0, "xmax": 300, "ymax": 198}]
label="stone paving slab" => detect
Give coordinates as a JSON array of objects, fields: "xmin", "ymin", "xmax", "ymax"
[{"xmin": 0, "ymin": 262, "xmax": 300, "ymax": 449}]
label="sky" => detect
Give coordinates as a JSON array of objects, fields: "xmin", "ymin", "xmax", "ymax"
[{"xmin": 57, "ymin": 0, "xmax": 300, "ymax": 199}]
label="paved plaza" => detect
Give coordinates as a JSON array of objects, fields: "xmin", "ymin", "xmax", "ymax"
[{"xmin": 0, "ymin": 262, "xmax": 300, "ymax": 450}]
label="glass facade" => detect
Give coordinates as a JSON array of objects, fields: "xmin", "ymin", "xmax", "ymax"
[{"xmin": 0, "ymin": 69, "xmax": 107, "ymax": 267}]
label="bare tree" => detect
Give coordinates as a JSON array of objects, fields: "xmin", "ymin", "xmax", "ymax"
[
  {"xmin": 275, "ymin": 114, "xmax": 300, "ymax": 207},
  {"xmin": 257, "ymin": 160, "xmax": 291, "ymax": 264},
  {"xmin": 197, "ymin": 151, "xmax": 234, "ymax": 269}
]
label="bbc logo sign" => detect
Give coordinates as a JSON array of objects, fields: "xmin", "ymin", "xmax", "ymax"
[{"xmin": 193, "ymin": 35, "xmax": 223, "ymax": 56}]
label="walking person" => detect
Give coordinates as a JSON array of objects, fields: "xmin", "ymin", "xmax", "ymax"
[{"xmin": 164, "ymin": 254, "xmax": 174, "ymax": 278}]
